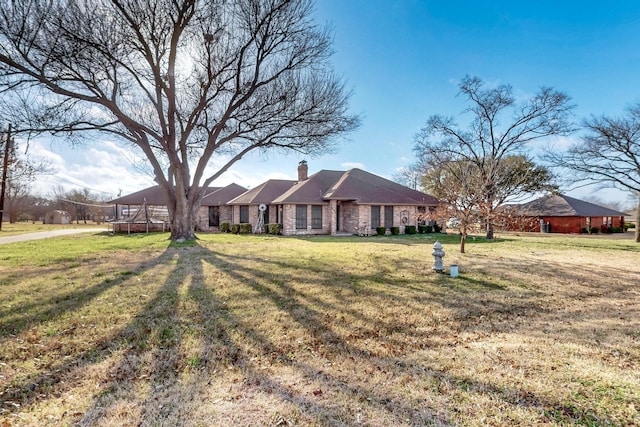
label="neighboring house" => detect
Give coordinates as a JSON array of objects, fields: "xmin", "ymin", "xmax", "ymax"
[
  {"xmin": 229, "ymin": 161, "xmax": 441, "ymax": 236},
  {"xmin": 109, "ymin": 183, "xmax": 247, "ymax": 232},
  {"xmin": 43, "ymin": 210, "xmax": 71, "ymax": 224},
  {"xmin": 514, "ymin": 194, "xmax": 626, "ymax": 233}
]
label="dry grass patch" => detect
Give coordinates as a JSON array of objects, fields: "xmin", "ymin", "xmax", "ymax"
[{"xmin": 0, "ymin": 233, "xmax": 638, "ymax": 426}]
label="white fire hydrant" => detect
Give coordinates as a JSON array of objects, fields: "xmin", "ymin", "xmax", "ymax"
[{"xmin": 432, "ymin": 241, "xmax": 445, "ymax": 273}]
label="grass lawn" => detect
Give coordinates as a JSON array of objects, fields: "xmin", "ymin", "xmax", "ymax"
[
  {"xmin": 0, "ymin": 222, "xmax": 108, "ymax": 237},
  {"xmin": 0, "ymin": 231, "xmax": 638, "ymax": 426}
]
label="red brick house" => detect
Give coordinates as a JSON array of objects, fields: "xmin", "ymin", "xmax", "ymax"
[{"xmin": 515, "ymin": 194, "xmax": 626, "ymax": 234}]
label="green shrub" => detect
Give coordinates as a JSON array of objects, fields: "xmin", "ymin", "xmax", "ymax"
[
  {"xmin": 231, "ymin": 224, "xmax": 240, "ymax": 234},
  {"xmin": 267, "ymin": 223, "xmax": 281, "ymax": 235},
  {"xmin": 220, "ymin": 222, "xmax": 230, "ymax": 233},
  {"xmin": 627, "ymin": 223, "xmax": 636, "ymax": 229},
  {"xmin": 390, "ymin": 226, "xmax": 400, "ymax": 235},
  {"xmin": 611, "ymin": 226, "xmax": 624, "ymax": 233},
  {"xmin": 376, "ymin": 226, "xmax": 386, "ymax": 236},
  {"xmin": 417, "ymin": 225, "xmax": 427, "ymax": 234},
  {"xmin": 589, "ymin": 227, "xmax": 599, "ymax": 234},
  {"xmin": 405, "ymin": 225, "xmax": 417, "ymax": 234},
  {"xmin": 433, "ymin": 223, "xmax": 441, "ymax": 233},
  {"xmin": 239, "ymin": 223, "xmax": 252, "ymax": 234}
]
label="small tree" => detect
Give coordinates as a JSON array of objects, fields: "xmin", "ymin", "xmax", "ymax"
[
  {"xmin": 415, "ymin": 76, "xmax": 573, "ymax": 240},
  {"xmin": 418, "ymin": 154, "xmax": 556, "ymax": 253},
  {"xmin": 546, "ymin": 105, "xmax": 640, "ymax": 242}
]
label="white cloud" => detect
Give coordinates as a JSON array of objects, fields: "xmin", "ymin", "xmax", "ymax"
[{"xmin": 29, "ymin": 139, "xmax": 155, "ymax": 198}]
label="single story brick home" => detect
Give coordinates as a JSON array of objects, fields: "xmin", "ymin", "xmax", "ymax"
[
  {"xmin": 228, "ymin": 161, "xmax": 441, "ymax": 236},
  {"xmin": 512, "ymin": 194, "xmax": 626, "ymax": 233},
  {"xmin": 110, "ymin": 162, "xmax": 440, "ymax": 235}
]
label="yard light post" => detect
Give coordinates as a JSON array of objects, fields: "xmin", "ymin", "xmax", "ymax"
[
  {"xmin": 432, "ymin": 240, "xmax": 445, "ymax": 273},
  {"xmin": 0, "ymin": 123, "xmax": 13, "ymax": 231}
]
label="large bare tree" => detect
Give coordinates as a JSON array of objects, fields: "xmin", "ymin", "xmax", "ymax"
[
  {"xmin": 414, "ymin": 76, "xmax": 573, "ymax": 239},
  {"xmin": 546, "ymin": 105, "xmax": 640, "ymax": 242},
  {"xmin": 0, "ymin": 0, "xmax": 359, "ymax": 240}
]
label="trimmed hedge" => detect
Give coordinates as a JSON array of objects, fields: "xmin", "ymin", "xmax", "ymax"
[
  {"xmin": 230, "ymin": 224, "xmax": 240, "ymax": 234},
  {"xmin": 220, "ymin": 222, "xmax": 230, "ymax": 233},
  {"xmin": 376, "ymin": 226, "xmax": 386, "ymax": 236},
  {"xmin": 267, "ymin": 223, "xmax": 281, "ymax": 235},
  {"xmin": 418, "ymin": 225, "xmax": 433, "ymax": 234},
  {"xmin": 390, "ymin": 226, "xmax": 400, "ymax": 235},
  {"xmin": 239, "ymin": 223, "xmax": 252, "ymax": 234},
  {"xmin": 405, "ymin": 225, "xmax": 417, "ymax": 234}
]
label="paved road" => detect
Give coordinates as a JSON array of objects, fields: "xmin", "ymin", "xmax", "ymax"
[{"xmin": 0, "ymin": 228, "xmax": 106, "ymax": 244}]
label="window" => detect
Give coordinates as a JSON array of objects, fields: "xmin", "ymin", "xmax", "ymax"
[
  {"xmin": 311, "ymin": 205, "xmax": 323, "ymax": 229},
  {"xmin": 240, "ymin": 205, "xmax": 249, "ymax": 223},
  {"xmin": 296, "ymin": 205, "xmax": 307, "ymax": 229},
  {"xmin": 384, "ymin": 206, "xmax": 394, "ymax": 228},
  {"xmin": 371, "ymin": 205, "xmax": 381, "ymax": 228},
  {"xmin": 208, "ymin": 206, "xmax": 219, "ymax": 227}
]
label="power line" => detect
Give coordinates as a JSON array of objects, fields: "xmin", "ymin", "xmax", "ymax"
[{"xmin": 56, "ymin": 198, "xmax": 114, "ymax": 208}]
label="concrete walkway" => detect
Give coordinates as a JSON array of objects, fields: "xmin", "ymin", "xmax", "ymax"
[{"xmin": 0, "ymin": 228, "xmax": 106, "ymax": 244}]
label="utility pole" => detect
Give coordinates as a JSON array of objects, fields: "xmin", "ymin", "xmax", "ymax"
[{"xmin": 0, "ymin": 124, "xmax": 13, "ymax": 231}]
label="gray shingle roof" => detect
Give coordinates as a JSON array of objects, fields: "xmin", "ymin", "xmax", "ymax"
[
  {"xmin": 201, "ymin": 183, "xmax": 248, "ymax": 206},
  {"xmin": 110, "ymin": 186, "xmax": 167, "ymax": 205},
  {"xmin": 228, "ymin": 179, "xmax": 297, "ymax": 205},
  {"xmin": 272, "ymin": 168, "xmax": 440, "ymax": 205},
  {"xmin": 519, "ymin": 194, "xmax": 627, "ymax": 217},
  {"xmin": 110, "ymin": 183, "xmax": 247, "ymax": 206}
]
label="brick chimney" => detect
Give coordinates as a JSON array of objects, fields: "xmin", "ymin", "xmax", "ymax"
[{"xmin": 297, "ymin": 160, "xmax": 308, "ymax": 181}]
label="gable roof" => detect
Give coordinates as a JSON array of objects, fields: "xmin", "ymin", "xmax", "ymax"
[
  {"xmin": 228, "ymin": 179, "xmax": 297, "ymax": 205},
  {"xmin": 111, "ymin": 183, "xmax": 247, "ymax": 206},
  {"xmin": 518, "ymin": 194, "xmax": 627, "ymax": 217},
  {"xmin": 201, "ymin": 183, "xmax": 248, "ymax": 206},
  {"xmin": 272, "ymin": 168, "xmax": 440, "ymax": 205},
  {"xmin": 110, "ymin": 186, "xmax": 167, "ymax": 205},
  {"xmin": 273, "ymin": 170, "xmax": 344, "ymax": 204}
]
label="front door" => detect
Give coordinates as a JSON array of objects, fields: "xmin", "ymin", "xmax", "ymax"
[{"xmin": 208, "ymin": 206, "xmax": 220, "ymax": 227}]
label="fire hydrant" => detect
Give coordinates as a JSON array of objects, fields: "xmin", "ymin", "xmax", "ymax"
[{"xmin": 432, "ymin": 241, "xmax": 445, "ymax": 273}]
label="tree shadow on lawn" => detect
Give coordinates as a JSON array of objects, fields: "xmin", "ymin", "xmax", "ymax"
[
  {"xmin": 0, "ymin": 259, "xmax": 148, "ymax": 339},
  {"xmin": 0, "ymin": 246, "xmax": 176, "ymax": 415},
  {"xmin": 3, "ymin": 241, "xmax": 636, "ymax": 425},
  {"xmin": 82, "ymin": 243, "xmax": 637, "ymax": 425}
]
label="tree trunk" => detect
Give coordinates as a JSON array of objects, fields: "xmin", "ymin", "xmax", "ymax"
[
  {"xmin": 460, "ymin": 227, "xmax": 467, "ymax": 254},
  {"xmin": 486, "ymin": 219, "xmax": 494, "ymax": 240},
  {"xmin": 169, "ymin": 187, "xmax": 198, "ymax": 241}
]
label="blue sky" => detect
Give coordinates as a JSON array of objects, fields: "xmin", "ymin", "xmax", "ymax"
[{"xmin": 31, "ymin": 0, "xmax": 640, "ymax": 205}]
